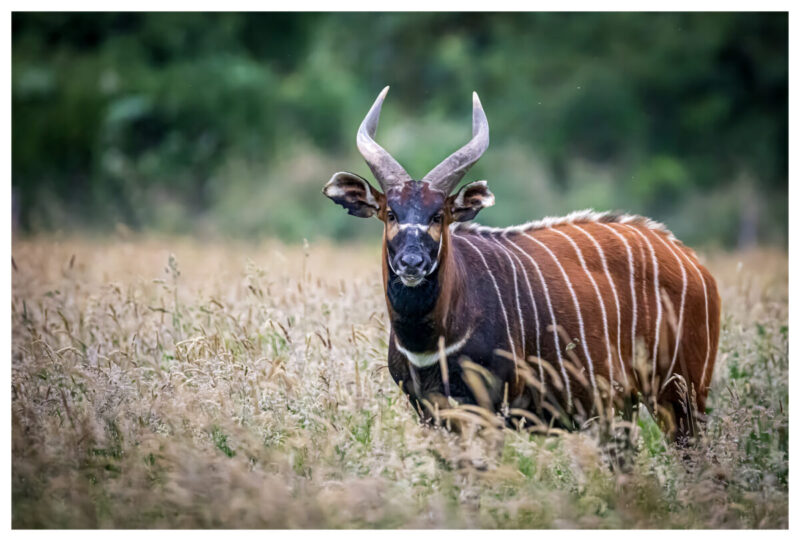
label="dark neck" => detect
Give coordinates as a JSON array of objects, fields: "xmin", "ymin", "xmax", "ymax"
[
  {"xmin": 385, "ymin": 241, "xmax": 463, "ymax": 353},
  {"xmin": 386, "ymin": 266, "xmax": 442, "ymax": 353},
  {"xmin": 386, "ymin": 266, "xmax": 441, "ymax": 318}
]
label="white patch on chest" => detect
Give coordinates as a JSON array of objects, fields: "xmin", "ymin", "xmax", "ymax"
[{"xmin": 395, "ymin": 331, "xmax": 473, "ymax": 368}]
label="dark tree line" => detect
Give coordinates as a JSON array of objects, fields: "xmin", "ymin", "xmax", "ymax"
[{"xmin": 12, "ymin": 13, "xmax": 787, "ymax": 246}]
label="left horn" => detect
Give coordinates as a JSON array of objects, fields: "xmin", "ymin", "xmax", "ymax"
[
  {"xmin": 357, "ymin": 86, "xmax": 412, "ymax": 192},
  {"xmin": 423, "ymin": 92, "xmax": 490, "ymax": 194}
]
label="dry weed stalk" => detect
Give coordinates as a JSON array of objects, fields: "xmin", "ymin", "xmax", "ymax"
[{"xmin": 11, "ymin": 237, "xmax": 787, "ymax": 528}]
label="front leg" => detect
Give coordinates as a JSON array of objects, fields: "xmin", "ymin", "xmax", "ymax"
[
  {"xmin": 387, "ymin": 337, "xmax": 426, "ymax": 417},
  {"xmin": 388, "ymin": 337, "xmax": 479, "ymax": 423}
]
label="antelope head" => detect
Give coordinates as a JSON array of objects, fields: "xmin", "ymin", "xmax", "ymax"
[{"xmin": 323, "ymin": 87, "xmax": 495, "ymax": 287}]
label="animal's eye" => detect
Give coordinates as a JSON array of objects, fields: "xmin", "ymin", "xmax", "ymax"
[
  {"xmin": 431, "ymin": 213, "xmax": 443, "ymax": 225},
  {"xmin": 386, "ymin": 211, "xmax": 397, "ymax": 222}
]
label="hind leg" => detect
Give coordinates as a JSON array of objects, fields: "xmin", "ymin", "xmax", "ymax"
[
  {"xmin": 661, "ymin": 399, "xmax": 694, "ymax": 446},
  {"xmin": 658, "ymin": 379, "xmax": 704, "ymax": 446},
  {"xmin": 607, "ymin": 392, "xmax": 641, "ymax": 471}
]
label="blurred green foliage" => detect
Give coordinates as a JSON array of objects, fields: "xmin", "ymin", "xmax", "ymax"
[{"xmin": 12, "ymin": 12, "xmax": 787, "ymax": 247}]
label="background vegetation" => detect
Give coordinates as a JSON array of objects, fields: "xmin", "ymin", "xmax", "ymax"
[{"xmin": 12, "ymin": 12, "xmax": 787, "ymax": 248}]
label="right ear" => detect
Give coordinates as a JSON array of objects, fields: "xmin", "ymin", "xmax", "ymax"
[
  {"xmin": 448, "ymin": 180, "xmax": 495, "ymax": 222},
  {"xmin": 322, "ymin": 172, "xmax": 384, "ymax": 218}
]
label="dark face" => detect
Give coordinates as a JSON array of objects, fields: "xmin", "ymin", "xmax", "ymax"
[
  {"xmin": 323, "ymin": 87, "xmax": 494, "ymax": 287},
  {"xmin": 323, "ymin": 171, "xmax": 495, "ymax": 287},
  {"xmin": 383, "ymin": 182, "xmax": 447, "ymax": 287}
]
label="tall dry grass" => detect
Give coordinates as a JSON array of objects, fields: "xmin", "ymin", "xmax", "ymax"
[{"xmin": 11, "ymin": 235, "xmax": 787, "ymax": 528}]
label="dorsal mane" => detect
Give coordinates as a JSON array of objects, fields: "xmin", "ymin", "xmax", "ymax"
[{"xmin": 451, "ymin": 208, "xmax": 677, "ymax": 241}]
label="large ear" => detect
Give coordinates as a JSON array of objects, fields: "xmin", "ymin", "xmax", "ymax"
[
  {"xmin": 448, "ymin": 180, "xmax": 495, "ymax": 222},
  {"xmin": 322, "ymin": 172, "xmax": 384, "ymax": 218}
]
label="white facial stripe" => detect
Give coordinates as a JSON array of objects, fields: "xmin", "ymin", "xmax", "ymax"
[
  {"xmin": 387, "ymin": 222, "xmax": 443, "ymax": 279},
  {"xmin": 386, "ymin": 250, "xmax": 399, "ymax": 274},
  {"xmin": 597, "ymin": 222, "xmax": 636, "ymax": 388},
  {"xmin": 397, "ymin": 223, "xmax": 430, "ymax": 232},
  {"xmin": 395, "ymin": 330, "xmax": 473, "ymax": 368},
  {"xmin": 626, "ymin": 225, "xmax": 662, "ymax": 391},
  {"xmin": 426, "ymin": 235, "xmax": 444, "ymax": 275}
]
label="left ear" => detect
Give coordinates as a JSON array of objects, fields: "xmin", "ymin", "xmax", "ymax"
[
  {"xmin": 448, "ymin": 180, "xmax": 495, "ymax": 222},
  {"xmin": 322, "ymin": 172, "xmax": 384, "ymax": 218}
]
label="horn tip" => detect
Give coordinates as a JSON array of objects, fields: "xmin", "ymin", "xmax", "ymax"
[
  {"xmin": 380, "ymin": 86, "xmax": 390, "ymax": 98},
  {"xmin": 472, "ymin": 91, "xmax": 481, "ymax": 105}
]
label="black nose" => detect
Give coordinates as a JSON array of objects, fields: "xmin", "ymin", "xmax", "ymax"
[{"xmin": 399, "ymin": 253, "xmax": 424, "ymax": 273}]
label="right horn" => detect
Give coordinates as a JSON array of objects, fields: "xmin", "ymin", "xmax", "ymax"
[
  {"xmin": 356, "ymin": 86, "xmax": 412, "ymax": 192},
  {"xmin": 422, "ymin": 92, "xmax": 490, "ymax": 195}
]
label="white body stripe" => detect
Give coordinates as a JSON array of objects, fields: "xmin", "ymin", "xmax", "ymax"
[
  {"xmin": 494, "ymin": 236, "xmax": 541, "ymax": 361},
  {"xmin": 502, "ymin": 234, "xmax": 567, "ymax": 404},
  {"xmin": 550, "ymin": 227, "xmax": 608, "ymax": 393},
  {"xmin": 646, "ymin": 230, "xmax": 687, "ymax": 392},
  {"xmin": 522, "ymin": 231, "xmax": 598, "ymax": 397},
  {"xmin": 480, "ymin": 235, "xmax": 526, "ymax": 369},
  {"xmin": 572, "ymin": 224, "xmax": 629, "ymax": 387},
  {"xmin": 437, "ymin": 213, "xmax": 712, "ymax": 413},
  {"xmin": 456, "ymin": 235, "xmax": 519, "ymax": 373},
  {"xmin": 624, "ymin": 225, "xmax": 663, "ymax": 391},
  {"xmin": 597, "ymin": 222, "xmax": 636, "ymax": 387},
  {"xmin": 682, "ymin": 252, "xmax": 712, "ymax": 389},
  {"xmin": 637, "ymin": 235, "xmax": 649, "ymax": 324},
  {"xmin": 395, "ymin": 331, "xmax": 472, "ymax": 368}
]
